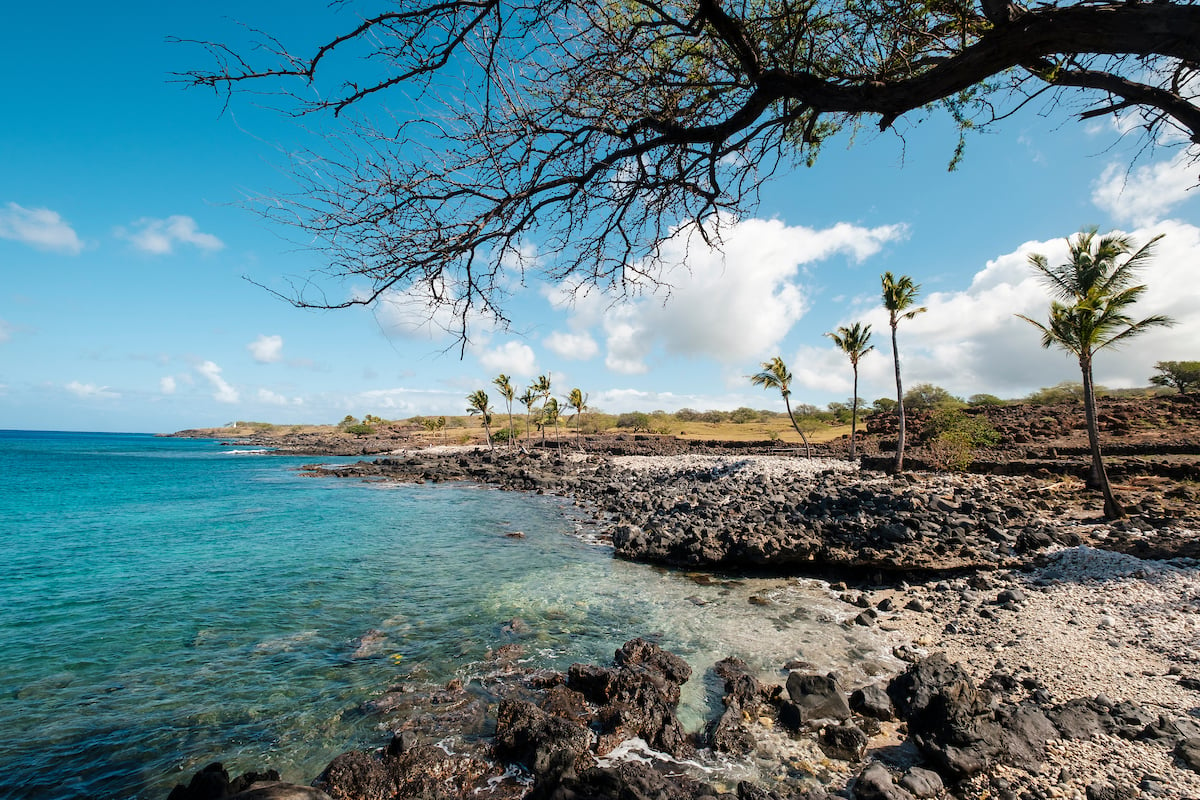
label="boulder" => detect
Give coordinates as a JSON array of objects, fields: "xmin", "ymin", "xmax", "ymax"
[
  {"xmin": 819, "ymin": 722, "xmax": 868, "ymax": 761},
  {"xmin": 493, "ymin": 699, "xmax": 592, "ymax": 777},
  {"xmin": 781, "ymin": 672, "xmax": 851, "ymax": 729},
  {"xmin": 852, "ymin": 762, "xmax": 915, "ymax": 800}
]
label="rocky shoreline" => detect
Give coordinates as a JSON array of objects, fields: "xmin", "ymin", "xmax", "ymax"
[{"xmin": 165, "ymin": 446, "xmax": 1200, "ymax": 800}]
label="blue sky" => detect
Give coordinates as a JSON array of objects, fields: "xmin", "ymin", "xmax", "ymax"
[{"xmin": 2, "ymin": 3, "xmax": 1199, "ymax": 433}]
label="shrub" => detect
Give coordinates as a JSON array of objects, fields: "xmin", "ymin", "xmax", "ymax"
[
  {"xmin": 730, "ymin": 407, "xmax": 759, "ymax": 424},
  {"xmin": 903, "ymin": 383, "xmax": 964, "ymax": 410},
  {"xmin": 617, "ymin": 411, "xmax": 652, "ymax": 431},
  {"xmin": 968, "ymin": 393, "xmax": 1005, "ymax": 406},
  {"xmin": 492, "ymin": 427, "xmax": 518, "ymax": 443},
  {"xmin": 344, "ymin": 422, "xmax": 375, "ymax": 436},
  {"xmin": 1026, "ymin": 382, "xmax": 1098, "ymax": 405},
  {"xmin": 871, "ymin": 397, "xmax": 897, "ymax": 414},
  {"xmin": 924, "ymin": 408, "xmax": 1000, "ymax": 470}
]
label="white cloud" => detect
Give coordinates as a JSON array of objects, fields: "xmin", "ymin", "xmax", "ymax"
[
  {"xmin": 544, "ymin": 331, "xmax": 599, "ymax": 360},
  {"xmin": 247, "ymin": 334, "xmax": 284, "ymax": 364},
  {"xmin": 196, "ymin": 360, "xmax": 240, "ymax": 403},
  {"xmin": 65, "ymin": 380, "xmax": 120, "ymax": 399},
  {"xmin": 373, "ymin": 278, "xmax": 497, "ymax": 343},
  {"xmin": 0, "ymin": 203, "xmax": 83, "ymax": 254},
  {"xmin": 811, "ymin": 221, "xmax": 1200, "ymax": 402},
  {"xmin": 118, "ymin": 215, "xmax": 224, "ymax": 255},
  {"xmin": 160, "ymin": 376, "xmax": 177, "ymax": 395},
  {"xmin": 479, "ymin": 341, "xmax": 537, "ymax": 376},
  {"xmin": 553, "ymin": 216, "xmax": 906, "ymax": 374},
  {"xmin": 1092, "ymin": 151, "xmax": 1198, "ymax": 226},
  {"xmin": 257, "ymin": 388, "xmax": 303, "ymax": 406}
]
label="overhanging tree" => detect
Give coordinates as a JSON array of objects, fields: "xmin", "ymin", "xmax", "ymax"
[
  {"xmin": 180, "ymin": 1, "xmax": 1200, "ymax": 338},
  {"xmin": 1017, "ymin": 229, "xmax": 1174, "ymax": 519}
]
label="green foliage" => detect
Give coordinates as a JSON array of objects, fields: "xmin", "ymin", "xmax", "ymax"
[
  {"xmin": 729, "ymin": 407, "xmax": 759, "ymax": 424},
  {"xmin": 1150, "ymin": 360, "xmax": 1200, "ymax": 394},
  {"xmin": 1026, "ymin": 382, "xmax": 1093, "ymax": 405},
  {"xmin": 617, "ymin": 411, "xmax": 652, "ymax": 431},
  {"xmin": 491, "ymin": 427, "xmax": 518, "ymax": 443},
  {"xmin": 924, "ymin": 408, "xmax": 1001, "ymax": 471},
  {"xmin": 968, "ymin": 393, "xmax": 1006, "ymax": 406},
  {"xmin": 903, "ymin": 383, "xmax": 964, "ymax": 410},
  {"xmin": 871, "ymin": 397, "xmax": 897, "ymax": 414},
  {"xmin": 337, "ymin": 414, "xmax": 359, "ymax": 430},
  {"xmin": 674, "ymin": 408, "xmax": 701, "ymax": 422},
  {"xmin": 344, "ymin": 422, "xmax": 375, "ymax": 436}
]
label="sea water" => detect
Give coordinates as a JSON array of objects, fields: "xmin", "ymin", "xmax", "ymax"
[{"xmin": 0, "ymin": 431, "xmax": 893, "ymax": 799}]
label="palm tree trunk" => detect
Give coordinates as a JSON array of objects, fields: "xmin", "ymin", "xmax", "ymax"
[
  {"xmin": 782, "ymin": 395, "xmax": 812, "ymax": 458},
  {"xmin": 850, "ymin": 367, "xmax": 859, "ymax": 460},
  {"xmin": 1080, "ymin": 355, "xmax": 1125, "ymax": 519},
  {"xmin": 507, "ymin": 405, "xmax": 515, "ymax": 449},
  {"xmin": 891, "ymin": 322, "xmax": 906, "ymax": 473},
  {"xmin": 483, "ymin": 420, "xmax": 493, "ymax": 450}
]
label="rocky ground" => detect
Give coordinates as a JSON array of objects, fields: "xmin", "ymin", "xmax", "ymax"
[{"xmin": 164, "ymin": 394, "xmax": 1200, "ymax": 800}]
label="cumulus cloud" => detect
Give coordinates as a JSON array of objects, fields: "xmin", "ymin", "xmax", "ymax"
[
  {"xmin": 0, "ymin": 203, "xmax": 83, "ymax": 254},
  {"xmin": 247, "ymin": 334, "xmax": 284, "ymax": 364},
  {"xmin": 66, "ymin": 380, "xmax": 120, "ymax": 399},
  {"xmin": 553, "ymin": 216, "xmax": 906, "ymax": 374},
  {"xmin": 118, "ymin": 215, "xmax": 224, "ymax": 255},
  {"xmin": 544, "ymin": 331, "xmax": 599, "ymax": 360},
  {"xmin": 1092, "ymin": 151, "xmax": 1198, "ymax": 226},
  {"xmin": 372, "ymin": 278, "xmax": 497, "ymax": 342},
  {"xmin": 479, "ymin": 341, "xmax": 537, "ymax": 376},
  {"xmin": 196, "ymin": 360, "xmax": 239, "ymax": 403},
  {"xmin": 257, "ymin": 388, "xmax": 303, "ymax": 406},
  {"xmin": 809, "ymin": 221, "xmax": 1200, "ymax": 402},
  {"xmin": 160, "ymin": 376, "xmax": 177, "ymax": 395}
]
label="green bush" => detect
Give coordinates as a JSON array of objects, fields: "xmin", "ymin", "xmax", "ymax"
[
  {"xmin": 617, "ymin": 411, "xmax": 652, "ymax": 431},
  {"xmin": 968, "ymin": 393, "xmax": 1006, "ymax": 406},
  {"xmin": 1027, "ymin": 382, "xmax": 1098, "ymax": 405},
  {"xmin": 344, "ymin": 423, "xmax": 375, "ymax": 436},
  {"xmin": 729, "ymin": 407, "xmax": 759, "ymax": 424},
  {"xmin": 903, "ymin": 383, "xmax": 964, "ymax": 410},
  {"xmin": 924, "ymin": 408, "xmax": 1000, "ymax": 471}
]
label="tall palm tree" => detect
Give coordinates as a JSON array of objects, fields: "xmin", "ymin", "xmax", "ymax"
[
  {"xmin": 1017, "ymin": 228, "xmax": 1174, "ymax": 519},
  {"xmin": 825, "ymin": 322, "xmax": 874, "ymax": 459},
  {"xmin": 532, "ymin": 374, "xmax": 552, "ymax": 446},
  {"xmin": 466, "ymin": 389, "xmax": 494, "ymax": 450},
  {"xmin": 566, "ymin": 388, "xmax": 588, "ymax": 449},
  {"xmin": 493, "ymin": 373, "xmax": 516, "ymax": 448},
  {"xmin": 881, "ymin": 272, "xmax": 927, "ymax": 473},
  {"xmin": 749, "ymin": 356, "xmax": 812, "ymax": 458},
  {"xmin": 518, "ymin": 388, "xmax": 539, "ymax": 441}
]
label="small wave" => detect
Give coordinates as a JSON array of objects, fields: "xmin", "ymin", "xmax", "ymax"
[{"xmin": 224, "ymin": 449, "xmax": 273, "ymax": 455}]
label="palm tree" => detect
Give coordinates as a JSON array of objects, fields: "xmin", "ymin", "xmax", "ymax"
[
  {"xmin": 881, "ymin": 272, "xmax": 927, "ymax": 473},
  {"xmin": 532, "ymin": 374, "xmax": 552, "ymax": 446},
  {"xmin": 466, "ymin": 389, "xmax": 494, "ymax": 450},
  {"xmin": 493, "ymin": 373, "xmax": 516, "ymax": 448},
  {"xmin": 1017, "ymin": 228, "xmax": 1174, "ymax": 519},
  {"xmin": 749, "ymin": 356, "xmax": 812, "ymax": 458},
  {"xmin": 825, "ymin": 322, "xmax": 874, "ymax": 459},
  {"xmin": 518, "ymin": 388, "xmax": 539, "ymax": 441},
  {"xmin": 566, "ymin": 388, "xmax": 588, "ymax": 449}
]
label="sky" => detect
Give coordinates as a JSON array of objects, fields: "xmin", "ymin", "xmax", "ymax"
[{"xmin": 2, "ymin": 3, "xmax": 1199, "ymax": 433}]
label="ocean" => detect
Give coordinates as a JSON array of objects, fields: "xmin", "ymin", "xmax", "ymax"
[{"xmin": 0, "ymin": 431, "xmax": 890, "ymax": 799}]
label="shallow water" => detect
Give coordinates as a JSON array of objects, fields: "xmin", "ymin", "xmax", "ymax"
[{"xmin": 0, "ymin": 431, "xmax": 893, "ymax": 799}]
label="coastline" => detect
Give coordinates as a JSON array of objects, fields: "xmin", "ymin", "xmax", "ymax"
[{"xmin": 166, "ymin": 445, "xmax": 1200, "ymax": 800}]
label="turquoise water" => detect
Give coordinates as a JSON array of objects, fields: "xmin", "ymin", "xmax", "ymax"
[{"xmin": 0, "ymin": 432, "xmax": 891, "ymax": 799}]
